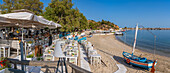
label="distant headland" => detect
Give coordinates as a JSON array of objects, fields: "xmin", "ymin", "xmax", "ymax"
[{"xmin": 126, "ymin": 28, "xmax": 170, "ymax": 30}]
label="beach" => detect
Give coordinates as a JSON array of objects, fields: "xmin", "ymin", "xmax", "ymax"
[{"xmin": 87, "ymin": 35, "xmax": 170, "ymax": 73}]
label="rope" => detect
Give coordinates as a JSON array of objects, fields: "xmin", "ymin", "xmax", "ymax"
[
  {"xmin": 123, "ymin": 31, "xmax": 126, "ymax": 51},
  {"xmin": 139, "ymin": 25, "xmax": 157, "ymax": 60},
  {"xmin": 118, "ymin": 25, "xmax": 157, "ymax": 60},
  {"xmin": 124, "ymin": 37, "xmax": 170, "ymax": 48},
  {"xmin": 153, "ymin": 36, "xmax": 156, "ymax": 60}
]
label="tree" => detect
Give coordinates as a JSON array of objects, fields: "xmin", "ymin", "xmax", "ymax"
[
  {"xmin": 124, "ymin": 27, "xmax": 127, "ymax": 29},
  {"xmin": 0, "ymin": 0, "xmax": 44, "ymax": 15},
  {"xmin": 88, "ymin": 19, "xmax": 119, "ymax": 30},
  {"xmin": 43, "ymin": 0, "xmax": 88, "ymax": 32}
]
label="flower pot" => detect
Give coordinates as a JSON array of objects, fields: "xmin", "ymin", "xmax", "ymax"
[
  {"xmin": 26, "ymin": 58, "xmax": 32, "ymax": 61},
  {"xmin": 28, "ymin": 44, "xmax": 32, "ymax": 47},
  {"xmin": 0, "ymin": 68, "xmax": 5, "ymax": 73}
]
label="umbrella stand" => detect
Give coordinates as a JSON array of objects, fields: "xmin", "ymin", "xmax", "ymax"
[
  {"xmin": 19, "ymin": 40, "xmax": 24, "ymax": 71},
  {"xmin": 18, "ymin": 21, "xmax": 29, "ymax": 71},
  {"xmin": 20, "ymin": 23, "xmax": 24, "ymax": 71}
]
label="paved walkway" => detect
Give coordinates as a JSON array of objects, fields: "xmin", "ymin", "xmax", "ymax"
[
  {"xmin": 110, "ymin": 56, "xmax": 127, "ymax": 73},
  {"xmin": 79, "ymin": 45, "xmax": 91, "ymax": 71}
]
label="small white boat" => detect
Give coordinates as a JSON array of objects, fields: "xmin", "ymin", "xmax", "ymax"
[{"xmin": 115, "ymin": 31, "xmax": 123, "ymax": 35}]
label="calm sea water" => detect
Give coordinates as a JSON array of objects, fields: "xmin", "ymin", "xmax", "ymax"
[{"xmin": 115, "ymin": 30, "xmax": 170, "ymax": 57}]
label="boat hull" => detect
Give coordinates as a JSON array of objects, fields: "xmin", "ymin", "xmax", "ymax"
[{"xmin": 122, "ymin": 52, "xmax": 157, "ymax": 70}]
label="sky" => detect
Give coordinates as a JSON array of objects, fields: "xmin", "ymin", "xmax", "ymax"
[{"xmin": 1, "ymin": 0, "xmax": 170, "ymax": 28}]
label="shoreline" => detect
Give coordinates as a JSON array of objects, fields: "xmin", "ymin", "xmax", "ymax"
[
  {"xmin": 87, "ymin": 34, "xmax": 170, "ymax": 73},
  {"xmin": 115, "ymin": 36, "xmax": 170, "ymax": 57},
  {"xmin": 127, "ymin": 28, "xmax": 170, "ymax": 30}
]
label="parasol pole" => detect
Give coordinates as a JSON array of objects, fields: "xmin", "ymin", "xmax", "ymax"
[
  {"xmin": 22, "ymin": 27, "xmax": 23, "ymax": 41},
  {"xmin": 19, "ymin": 22, "xmax": 24, "ymax": 71}
]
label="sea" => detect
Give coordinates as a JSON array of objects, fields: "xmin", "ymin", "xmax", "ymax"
[{"xmin": 115, "ymin": 30, "xmax": 170, "ymax": 57}]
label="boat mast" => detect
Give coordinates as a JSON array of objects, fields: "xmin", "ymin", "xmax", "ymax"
[{"xmin": 132, "ymin": 24, "xmax": 138, "ymax": 56}]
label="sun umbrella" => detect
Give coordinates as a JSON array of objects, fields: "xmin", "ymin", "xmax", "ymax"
[
  {"xmin": 0, "ymin": 12, "xmax": 51, "ymax": 28},
  {"xmin": 48, "ymin": 21, "xmax": 62, "ymax": 28},
  {"xmin": 37, "ymin": 16, "xmax": 62, "ymax": 29}
]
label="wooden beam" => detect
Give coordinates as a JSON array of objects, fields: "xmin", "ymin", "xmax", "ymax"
[
  {"xmin": 67, "ymin": 61, "xmax": 92, "ymax": 73},
  {"xmin": 7, "ymin": 58, "xmax": 59, "ymax": 67},
  {"xmin": 7, "ymin": 58, "xmax": 92, "ymax": 73}
]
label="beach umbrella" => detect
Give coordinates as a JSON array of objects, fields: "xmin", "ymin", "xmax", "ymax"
[
  {"xmin": 0, "ymin": 12, "xmax": 51, "ymax": 28},
  {"xmin": 37, "ymin": 16, "xmax": 62, "ymax": 29},
  {"xmin": 48, "ymin": 21, "xmax": 62, "ymax": 28}
]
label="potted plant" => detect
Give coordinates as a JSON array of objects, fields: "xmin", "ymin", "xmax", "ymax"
[
  {"xmin": 36, "ymin": 53, "xmax": 43, "ymax": 57},
  {"xmin": 26, "ymin": 53, "xmax": 34, "ymax": 60},
  {"xmin": 0, "ymin": 68, "xmax": 5, "ymax": 73},
  {"xmin": 48, "ymin": 50, "xmax": 51, "ymax": 54},
  {"xmin": 52, "ymin": 45, "xmax": 55, "ymax": 48},
  {"xmin": 0, "ymin": 57, "xmax": 11, "ymax": 72},
  {"xmin": 71, "ymin": 53, "xmax": 75, "ymax": 56},
  {"xmin": 36, "ymin": 57, "xmax": 43, "ymax": 61},
  {"xmin": 27, "ymin": 41, "xmax": 33, "ymax": 46}
]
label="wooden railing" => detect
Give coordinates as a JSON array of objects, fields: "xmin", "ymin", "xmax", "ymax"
[
  {"xmin": 67, "ymin": 61, "xmax": 92, "ymax": 73},
  {"xmin": 7, "ymin": 58, "xmax": 92, "ymax": 73}
]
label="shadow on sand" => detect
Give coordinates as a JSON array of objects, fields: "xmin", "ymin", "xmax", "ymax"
[
  {"xmin": 97, "ymin": 48, "xmax": 146, "ymax": 71},
  {"xmin": 55, "ymin": 58, "xmax": 68, "ymax": 73}
]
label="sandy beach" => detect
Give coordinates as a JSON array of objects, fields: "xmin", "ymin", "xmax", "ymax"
[{"xmin": 87, "ymin": 35, "xmax": 170, "ymax": 73}]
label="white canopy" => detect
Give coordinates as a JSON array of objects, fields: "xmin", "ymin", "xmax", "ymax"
[
  {"xmin": 48, "ymin": 21, "xmax": 62, "ymax": 28},
  {"xmin": 37, "ymin": 16, "xmax": 62, "ymax": 28},
  {"xmin": 0, "ymin": 12, "xmax": 45, "ymax": 28},
  {"xmin": 0, "ymin": 12, "xmax": 61, "ymax": 28},
  {"xmin": 0, "ymin": 12, "xmax": 36, "ymax": 20}
]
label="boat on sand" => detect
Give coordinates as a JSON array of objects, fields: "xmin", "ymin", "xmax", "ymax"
[{"xmin": 122, "ymin": 24, "xmax": 157, "ymax": 71}]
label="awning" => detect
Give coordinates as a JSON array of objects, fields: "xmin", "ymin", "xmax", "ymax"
[{"xmin": 0, "ymin": 12, "xmax": 52, "ymax": 28}]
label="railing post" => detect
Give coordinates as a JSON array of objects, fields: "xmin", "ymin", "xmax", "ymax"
[
  {"xmin": 7, "ymin": 58, "xmax": 92, "ymax": 73},
  {"xmin": 14, "ymin": 63, "xmax": 17, "ymax": 69},
  {"xmin": 72, "ymin": 67, "xmax": 74, "ymax": 73}
]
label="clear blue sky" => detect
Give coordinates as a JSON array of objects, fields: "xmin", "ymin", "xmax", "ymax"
[{"xmin": 1, "ymin": 0, "xmax": 170, "ymax": 28}]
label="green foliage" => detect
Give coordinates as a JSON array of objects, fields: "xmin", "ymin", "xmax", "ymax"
[
  {"xmin": 27, "ymin": 41, "xmax": 33, "ymax": 44},
  {"xmin": 0, "ymin": 0, "xmax": 44, "ymax": 15},
  {"xmin": 26, "ymin": 54, "xmax": 34, "ymax": 58},
  {"xmin": 88, "ymin": 19, "xmax": 119, "ymax": 30},
  {"xmin": 0, "ymin": 57, "xmax": 11, "ymax": 69},
  {"xmin": 36, "ymin": 53, "xmax": 43, "ymax": 57},
  {"xmin": 0, "ymin": 67, "xmax": 5, "ymax": 70},
  {"xmin": 124, "ymin": 27, "xmax": 127, "ymax": 29},
  {"xmin": 0, "ymin": 0, "xmax": 119, "ymax": 31},
  {"xmin": 37, "ymin": 57, "xmax": 43, "ymax": 61},
  {"xmin": 43, "ymin": 0, "xmax": 88, "ymax": 32}
]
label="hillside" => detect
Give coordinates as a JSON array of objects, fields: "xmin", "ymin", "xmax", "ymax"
[{"xmin": 88, "ymin": 20, "xmax": 119, "ymax": 30}]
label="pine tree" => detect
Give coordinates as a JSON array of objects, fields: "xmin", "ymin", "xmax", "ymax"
[
  {"xmin": 43, "ymin": 0, "xmax": 88, "ymax": 32},
  {"xmin": 0, "ymin": 0, "xmax": 44, "ymax": 15}
]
